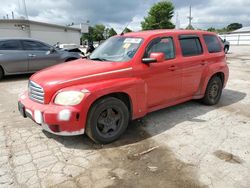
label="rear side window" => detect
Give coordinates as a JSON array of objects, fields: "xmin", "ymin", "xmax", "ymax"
[
  {"xmin": 0, "ymin": 40, "xmax": 22, "ymax": 50},
  {"xmin": 22, "ymin": 40, "xmax": 50, "ymax": 51},
  {"xmin": 179, "ymin": 36, "xmax": 203, "ymax": 57},
  {"xmin": 145, "ymin": 37, "xmax": 175, "ymax": 59},
  {"xmin": 203, "ymin": 35, "xmax": 222, "ymax": 53}
]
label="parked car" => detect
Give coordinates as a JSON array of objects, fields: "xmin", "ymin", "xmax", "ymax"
[
  {"xmin": 220, "ymin": 37, "xmax": 230, "ymax": 54},
  {"xmin": 0, "ymin": 38, "xmax": 81, "ymax": 80},
  {"xmin": 18, "ymin": 30, "xmax": 229, "ymax": 144}
]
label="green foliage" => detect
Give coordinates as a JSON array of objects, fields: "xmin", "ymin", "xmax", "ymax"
[
  {"xmin": 123, "ymin": 27, "xmax": 133, "ymax": 33},
  {"xmin": 141, "ymin": 1, "xmax": 175, "ymax": 30},
  {"xmin": 107, "ymin": 28, "xmax": 117, "ymax": 37},
  {"xmin": 82, "ymin": 25, "xmax": 118, "ymax": 42},
  {"xmin": 92, "ymin": 24, "xmax": 106, "ymax": 42},
  {"xmin": 227, "ymin": 23, "xmax": 243, "ymax": 31},
  {"xmin": 205, "ymin": 23, "xmax": 243, "ymax": 34},
  {"xmin": 207, "ymin": 27, "xmax": 216, "ymax": 32}
]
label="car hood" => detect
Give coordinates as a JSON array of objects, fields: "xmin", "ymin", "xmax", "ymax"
[{"xmin": 30, "ymin": 59, "xmax": 132, "ymax": 102}]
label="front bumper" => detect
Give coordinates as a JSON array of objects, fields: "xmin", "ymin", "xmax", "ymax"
[{"xmin": 18, "ymin": 92, "xmax": 85, "ymax": 136}]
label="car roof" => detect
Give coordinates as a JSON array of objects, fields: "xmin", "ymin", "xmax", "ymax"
[
  {"xmin": 122, "ymin": 29, "xmax": 217, "ymax": 39},
  {"xmin": 0, "ymin": 38, "xmax": 46, "ymax": 43}
]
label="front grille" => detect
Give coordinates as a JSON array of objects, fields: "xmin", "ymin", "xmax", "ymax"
[{"xmin": 28, "ymin": 81, "xmax": 44, "ymax": 104}]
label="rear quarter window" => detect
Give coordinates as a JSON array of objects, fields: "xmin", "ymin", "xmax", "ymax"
[
  {"xmin": 179, "ymin": 36, "xmax": 203, "ymax": 57},
  {"xmin": 203, "ymin": 35, "xmax": 222, "ymax": 53}
]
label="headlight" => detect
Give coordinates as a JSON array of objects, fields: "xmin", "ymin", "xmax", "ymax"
[{"xmin": 54, "ymin": 91, "xmax": 85, "ymax": 106}]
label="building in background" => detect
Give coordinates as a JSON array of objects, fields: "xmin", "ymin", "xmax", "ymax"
[
  {"xmin": 220, "ymin": 26, "xmax": 250, "ymax": 45},
  {"xmin": 0, "ymin": 19, "xmax": 83, "ymax": 45}
]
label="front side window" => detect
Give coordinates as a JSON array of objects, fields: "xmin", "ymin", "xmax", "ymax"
[
  {"xmin": 22, "ymin": 40, "xmax": 50, "ymax": 51},
  {"xmin": 179, "ymin": 36, "xmax": 203, "ymax": 57},
  {"xmin": 204, "ymin": 35, "xmax": 222, "ymax": 53},
  {"xmin": 145, "ymin": 37, "xmax": 175, "ymax": 59},
  {"xmin": 0, "ymin": 40, "xmax": 22, "ymax": 50},
  {"xmin": 89, "ymin": 36, "xmax": 143, "ymax": 62}
]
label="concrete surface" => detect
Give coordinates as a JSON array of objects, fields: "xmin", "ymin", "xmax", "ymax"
[{"xmin": 0, "ymin": 46, "xmax": 250, "ymax": 188}]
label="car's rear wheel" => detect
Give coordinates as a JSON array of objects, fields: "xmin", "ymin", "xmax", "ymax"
[
  {"xmin": 86, "ymin": 97, "xmax": 129, "ymax": 144},
  {"xmin": 0, "ymin": 67, "xmax": 4, "ymax": 80},
  {"xmin": 201, "ymin": 76, "xmax": 223, "ymax": 105}
]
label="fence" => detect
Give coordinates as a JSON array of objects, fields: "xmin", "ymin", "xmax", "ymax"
[{"xmin": 219, "ymin": 33, "xmax": 250, "ymax": 45}]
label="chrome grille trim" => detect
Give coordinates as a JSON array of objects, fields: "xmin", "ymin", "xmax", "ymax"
[{"xmin": 28, "ymin": 81, "xmax": 44, "ymax": 103}]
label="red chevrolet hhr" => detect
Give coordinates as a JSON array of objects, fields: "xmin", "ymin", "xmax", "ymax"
[{"xmin": 18, "ymin": 30, "xmax": 229, "ymax": 144}]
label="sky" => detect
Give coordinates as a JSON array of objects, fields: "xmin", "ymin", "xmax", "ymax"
[{"xmin": 0, "ymin": 0, "xmax": 250, "ymax": 32}]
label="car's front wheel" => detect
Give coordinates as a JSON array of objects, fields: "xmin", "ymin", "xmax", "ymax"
[
  {"xmin": 201, "ymin": 76, "xmax": 223, "ymax": 105},
  {"xmin": 86, "ymin": 97, "xmax": 129, "ymax": 144}
]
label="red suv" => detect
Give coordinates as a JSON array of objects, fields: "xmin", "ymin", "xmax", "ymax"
[{"xmin": 18, "ymin": 30, "xmax": 229, "ymax": 144}]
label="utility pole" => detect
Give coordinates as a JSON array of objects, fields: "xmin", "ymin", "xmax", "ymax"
[
  {"xmin": 187, "ymin": 5, "xmax": 193, "ymax": 29},
  {"xmin": 175, "ymin": 12, "xmax": 180, "ymax": 29},
  {"xmin": 22, "ymin": 0, "xmax": 31, "ymax": 37}
]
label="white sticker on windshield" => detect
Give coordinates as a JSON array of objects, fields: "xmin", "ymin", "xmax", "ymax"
[{"xmin": 124, "ymin": 38, "xmax": 142, "ymax": 44}]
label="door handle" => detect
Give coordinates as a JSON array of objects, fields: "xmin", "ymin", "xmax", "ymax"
[
  {"xmin": 28, "ymin": 54, "xmax": 36, "ymax": 58},
  {"xmin": 201, "ymin": 61, "xmax": 207, "ymax": 66},
  {"xmin": 168, "ymin": 65, "xmax": 177, "ymax": 71}
]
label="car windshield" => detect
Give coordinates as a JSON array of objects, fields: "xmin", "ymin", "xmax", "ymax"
[{"xmin": 89, "ymin": 36, "xmax": 143, "ymax": 62}]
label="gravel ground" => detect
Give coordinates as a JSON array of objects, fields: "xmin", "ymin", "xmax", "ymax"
[{"xmin": 0, "ymin": 46, "xmax": 250, "ymax": 188}]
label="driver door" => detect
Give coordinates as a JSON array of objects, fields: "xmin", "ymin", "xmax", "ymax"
[{"xmin": 141, "ymin": 37, "xmax": 182, "ymax": 108}]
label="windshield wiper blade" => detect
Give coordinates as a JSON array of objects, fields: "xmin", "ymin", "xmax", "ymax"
[{"xmin": 89, "ymin": 57, "xmax": 107, "ymax": 61}]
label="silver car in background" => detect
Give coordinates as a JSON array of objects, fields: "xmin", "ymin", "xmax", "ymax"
[{"xmin": 0, "ymin": 38, "xmax": 81, "ymax": 80}]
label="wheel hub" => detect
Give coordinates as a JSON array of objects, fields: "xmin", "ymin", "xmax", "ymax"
[{"xmin": 97, "ymin": 107, "xmax": 122, "ymax": 136}]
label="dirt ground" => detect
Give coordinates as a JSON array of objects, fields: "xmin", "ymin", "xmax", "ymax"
[{"xmin": 0, "ymin": 46, "xmax": 250, "ymax": 188}]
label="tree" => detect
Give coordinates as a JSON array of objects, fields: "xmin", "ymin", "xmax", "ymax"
[
  {"xmin": 107, "ymin": 28, "xmax": 117, "ymax": 38},
  {"xmin": 123, "ymin": 27, "xmax": 133, "ymax": 33},
  {"xmin": 141, "ymin": 1, "xmax": 175, "ymax": 30},
  {"xmin": 227, "ymin": 23, "xmax": 243, "ymax": 31},
  {"xmin": 92, "ymin": 24, "xmax": 105, "ymax": 42},
  {"xmin": 207, "ymin": 27, "xmax": 216, "ymax": 32},
  {"xmin": 81, "ymin": 24, "xmax": 106, "ymax": 43}
]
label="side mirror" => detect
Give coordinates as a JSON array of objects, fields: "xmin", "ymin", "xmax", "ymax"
[
  {"xmin": 142, "ymin": 52, "xmax": 165, "ymax": 64},
  {"xmin": 48, "ymin": 47, "xmax": 56, "ymax": 54}
]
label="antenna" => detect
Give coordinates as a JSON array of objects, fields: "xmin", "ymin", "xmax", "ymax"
[
  {"xmin": 187, "ymin": 6, "xmax": 193, "ymax": 29},
  {"xmin": 175, "ymin": 12, "xmax": 180, "ymax": 29},
  {"xmin": 22, "ymin": 0, "xmax": 29, "ymax": 20}
]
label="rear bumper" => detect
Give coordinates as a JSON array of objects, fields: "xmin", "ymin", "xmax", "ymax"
[{"xmin": 18, "ymin": 92, "xmax": 85, "ymax": 136}]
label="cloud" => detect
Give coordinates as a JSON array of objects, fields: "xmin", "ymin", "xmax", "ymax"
[{"xmin": 0, "ymin": 0, "xmax": 250, "ymax": 31}]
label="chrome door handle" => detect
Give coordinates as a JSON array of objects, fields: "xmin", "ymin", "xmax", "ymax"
[
  {"xmin": 201, "ymin": 61, "xmax": 207, "ymax": 66},
  {"xmin": 28, "ymin": 54, "xmax": 36, "ymax": 57}
]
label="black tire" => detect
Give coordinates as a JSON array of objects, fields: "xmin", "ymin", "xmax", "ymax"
[
  {"xmin": 224, "ymin": 46, "xmax": 229, "ymax": 54},
  {"xmin": 201, "ymin": 76, "xmax": 223, "ymax": 105},
  {"xmin": 0, "ymin": 67, "xmax": 4, "ymax": 80},
  {"xmin": 86, "ymin": 97, "xmax": 129, "ymax": 144}
]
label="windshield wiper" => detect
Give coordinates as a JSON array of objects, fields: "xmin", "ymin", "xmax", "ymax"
[{"xmin": 89, "ymin": 57, "xmax": 108, "ymax": 61}]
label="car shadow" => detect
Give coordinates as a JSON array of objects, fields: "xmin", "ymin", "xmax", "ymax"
[
  {"xmin": 1, "ymin": 74, "xmax": 32, "ymax": 83},
  {"xmin": 43, "ymin": 88, "xmax": 246, "ymax": 149}
]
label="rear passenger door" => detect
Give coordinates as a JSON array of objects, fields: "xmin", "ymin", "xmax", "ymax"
[
  {"xmin": 0, "ymin": 40, "xmax": 28, "ymax": 73},
  {"xmin": 21, "ymin": 40, "xmax": 60, "ymax": 72},
  {"xmin": 179, "ymin": 35, "xmax": 206, "ymax": 98}
]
